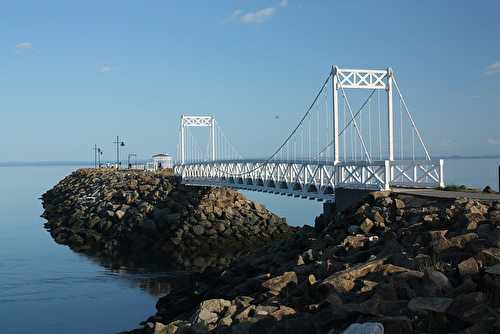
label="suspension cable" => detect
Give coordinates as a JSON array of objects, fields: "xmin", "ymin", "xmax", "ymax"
[
  {"xmin": 392, "ymin": 75, "xmax": 431, "ymax": 160},
  {"xmin": 194, "ymin": 71, "xmax": 333, "ymax": 176},
  {"xmin": 316, "ymin": 88, "xmax": 375, "ymax": 160}
]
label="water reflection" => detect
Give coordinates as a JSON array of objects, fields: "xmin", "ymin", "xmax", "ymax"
[{"xmin": 59, "ymin": 245, "xmax": 204, "ymax": 297}]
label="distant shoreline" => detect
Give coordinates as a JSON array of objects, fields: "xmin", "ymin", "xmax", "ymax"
[
  {"xmin": 0, "ymin": 155, "xmax": 498, "ymax": 168},
  {"xmin": 0, "ymin": 161, "xmax": 94, "ymax": 167},
  {"xmin": 0, "ymin": 160, "xmax": 149, "ymax": 167}
]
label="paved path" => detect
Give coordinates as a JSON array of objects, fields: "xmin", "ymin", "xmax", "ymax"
[{"xmin": 393, "ymin": 188, "xmax": 500, "ymax": 201}]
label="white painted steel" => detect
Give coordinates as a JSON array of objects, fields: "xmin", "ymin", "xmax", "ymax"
[
  {"xmin": 332, "ymin": 66, "xmax": 340, "ymax": 163},
  {"xmin": 333, "ymin": 67, "xmax": 394, "ymax": 163},
  {"xmin": 174, "ymin": 159, "xmax": 444, "ymax": 201},
  {"xmin": 387, "ymin": 68, "xmax": 394, "ymax": 161},
  {"xmin": 337, "ymin": 69, "xmax": 387, "ymax": 89},
  {"xmin": 182, "ymin": 116, "xmax": 213, "ymax": 127},
  {"xmin": 180, "ymin": 115, "xmax": 216, "ymax": 164}
]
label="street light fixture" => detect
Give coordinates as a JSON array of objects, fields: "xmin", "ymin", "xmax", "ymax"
[
  {"xmin": 98, "ymin": 148, "xmax": 103, "ymax": 167},
  {"xmin": 113, "ymin": 136, "xmax": 125, "ymax": 169}
]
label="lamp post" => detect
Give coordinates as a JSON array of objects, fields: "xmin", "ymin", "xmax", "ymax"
[
  {"xmin": 113, "ymin": 136, "xmax": 125, "ymax": 169},
  {"xmin": 98, "ymin": 148, "xmax": 103, "ymax": 167},
  {"xmin": 127, "ymin": 153, "xmax": 137, "ymax": 169}
]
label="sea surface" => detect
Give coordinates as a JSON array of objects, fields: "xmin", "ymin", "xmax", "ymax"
[{"xmin": 0, "ymin": 158, "xmax": 498, "ymax": 333}]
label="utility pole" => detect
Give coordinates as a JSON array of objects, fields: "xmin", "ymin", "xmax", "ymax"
[
  {"xmin": 113, "ymin": 136, "xmax": 125, "ymax": 169},
  {"xmin": 93, "ymin": 144, "xmax": 98, "ymax": 168}
]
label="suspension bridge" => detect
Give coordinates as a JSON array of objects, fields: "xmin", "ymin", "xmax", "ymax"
[{"xmin": 174, "ymin": 66, "xmax": 445, "ymax": 202}]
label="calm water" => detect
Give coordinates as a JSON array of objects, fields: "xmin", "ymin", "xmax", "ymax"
[
  {"xmin": 0, "ymin": 158, "xmax": 498, "ymax": 333},
  {"xmin": 0, "ymin": 166, "xmax": 165, "ymax": 334}
]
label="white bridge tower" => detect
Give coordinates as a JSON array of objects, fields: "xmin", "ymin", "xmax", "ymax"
[{"xmin": 180, "ymin": 115, "xmax": 216, "ymax": 164}]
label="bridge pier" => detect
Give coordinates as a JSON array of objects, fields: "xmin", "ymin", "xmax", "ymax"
[
  {"xmin": 334, "ymin": 187, "xmax": 374, "ymax": 213},
  {"xmin": 320, "ymin": 188, "xmax": 375, "ymax": 223}
]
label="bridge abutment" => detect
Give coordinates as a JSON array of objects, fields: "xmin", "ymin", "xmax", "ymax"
[
  {"xmin": 320, "ymin": 188, "xmax": 375, "ymax": 222},
  {"xmin": 317, "ymin": 188, "xmax": 374, "ymax": 231},
  {"xmin": 334, "ymin": 187, "xmax": 374, "ymax": 213}
]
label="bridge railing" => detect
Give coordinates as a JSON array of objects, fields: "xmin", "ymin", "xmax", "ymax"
[{"xmin": 174, "ymin": 159, "xmax": 444, "ymax": 200}]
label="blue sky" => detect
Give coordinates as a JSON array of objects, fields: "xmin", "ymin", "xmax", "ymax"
[{"xmin": 0, "ymin": 0, "xmax": 499, "ymax": 162}]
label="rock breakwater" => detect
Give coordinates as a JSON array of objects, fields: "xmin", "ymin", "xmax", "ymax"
[
  {"xmin": 41, "ymin": 169, "xmax": 291, "ymax": 271},
  {"xmin": 124, "ymin": 191, "xmax": 500, "ymax": 334}
]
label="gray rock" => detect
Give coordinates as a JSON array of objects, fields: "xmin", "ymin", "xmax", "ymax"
[
  {"xmin": 394, "ymin": 198, "xmax": 405, "ymax": 209},
  {"xmin": 370, "ymin": 191, "xmax": 391, "ymax": 200},
  {"xmin": 380, "ymin": 197, "xmax": 393, "ymax": 207},
  {"xmin": 191, "ymin": 299, "xmax": 231, "ymax": 332},
  {"xmin": 115, "ymin": 210, "xmax": 125, "ymax": 220},
  {"xmin": 192, "ymin": 225, "xmax": 205, "ymax": 236},
  {"xmin": 426, "ymin": 270, "xmax": 451, "ymax": 290},
  {"xmin": 408, "ymin": 297, "xmax": 453, "ymax": 313},
  {"xmin": 360, "ymin": 218, "xmax": 374, "ymax": 233},
  {"xmin": 302, "ymin": 249, "xmax": 314, "ymax": 262},
  {"xmin": 479, "ymin": 248, "xmax": 500, "ymax": 266},
  {"xmin": 458, "ymin": 257, "xmax": 479, "ymax": 276},
  {"xmin": 414, "ymin": 254, "xmax": 432, "ymax": 270},
  {"xmin": 485, "ymin": 264, "xmax": 500, "ymax": 275},
  {"xmin": 348, "ymin": 225, "xmax": 361, "ymax": 234},
  {"xmin": 342, "ymin": 322, "xmax": 384, "ymax": 334},
  {"xmin": 262, "ymin": 271, "xmax": 298, "ymax": 293}
]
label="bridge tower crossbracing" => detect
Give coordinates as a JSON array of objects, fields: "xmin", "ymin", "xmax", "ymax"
[{"xmin": 332, "ymin": 67, "xmax": 395, "ymax": 163}]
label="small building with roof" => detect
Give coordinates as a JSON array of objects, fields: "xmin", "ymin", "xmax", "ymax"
[{"xmin": 152, "ymin": 153, "xmax": 173, "ymax": 170}]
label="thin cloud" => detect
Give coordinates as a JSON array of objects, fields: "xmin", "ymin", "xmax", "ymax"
[
  {"xmin": 100, "ymin": 65, "xmax": 112, "ymax": 73},
  {"xmin": 485, "ymin": 61, "xmax": 500, "ymax": 75},
  {"xmin": 15, "ymin": 42, "xmax": 33, "ymax": 54},
  {"xmin": 225, "ymin": 3, "xmax": 287, "ymax": 25},
  {"xmin": 16, "ymin": 42, "xmax": 32, "ymax": 50},
  {"xmin": 224, "ymin": 9, "xmax": 243, "ymax": 23},
  {"xmin": 487, "ymin": 138, "xmax": 500, "ymax": 145},
  {"xmin": 240, "ymin": 7, "xmax": 275, "ymax": 24}
]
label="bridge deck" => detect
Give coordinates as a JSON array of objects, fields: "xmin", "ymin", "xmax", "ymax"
[{"xmin": 175, "ymin": 159, "xmax": 445, "ymax": 202}]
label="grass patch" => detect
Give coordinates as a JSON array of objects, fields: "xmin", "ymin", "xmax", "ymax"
[
  {"xmin": 437, "ymin": 184, "xmax": 480, "ymax": 192},
  {"xmin": 437, "ymin": 184, "xmax": 499, "ymax": 194}
]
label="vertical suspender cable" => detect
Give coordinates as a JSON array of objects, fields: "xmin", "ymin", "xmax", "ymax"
[
  {"xmin": 343, "ymin": 96, "xmax": 347, "ymax": 161},
  {"xmin": 360, "ymin": 98, "xmax": 364, "ymax": 160},
  {"xmin": 368, "ymin": 95, "xmax": 372, "ymax": 159},
  {"xmin": 412, "ymin": 127, "xmax": 415, "ymax": 160},
  {"xmin": 306, "ymin": 114, "xmax": 313, "ymax": 160},
  {"xmin": 317, "ymin": 97, "xmax": 320, "ymax": 163},
  {"xmin": 400, "ymin": 98, "xmax": 403, "ymax": 160},
  {"xmin": 339, "ymin": 84, "xmax": 371, "ymax": 162},
  {"xmin": 392, "ymin": 76, "xmax": 431, "ymax": 160},
  {"xmin": 378, "ymin": 89, "xmax": 382, "ymax": 160},
  {"xmin": 352, "ymin": 98, "xmax": 356, "ymax": 161}
]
